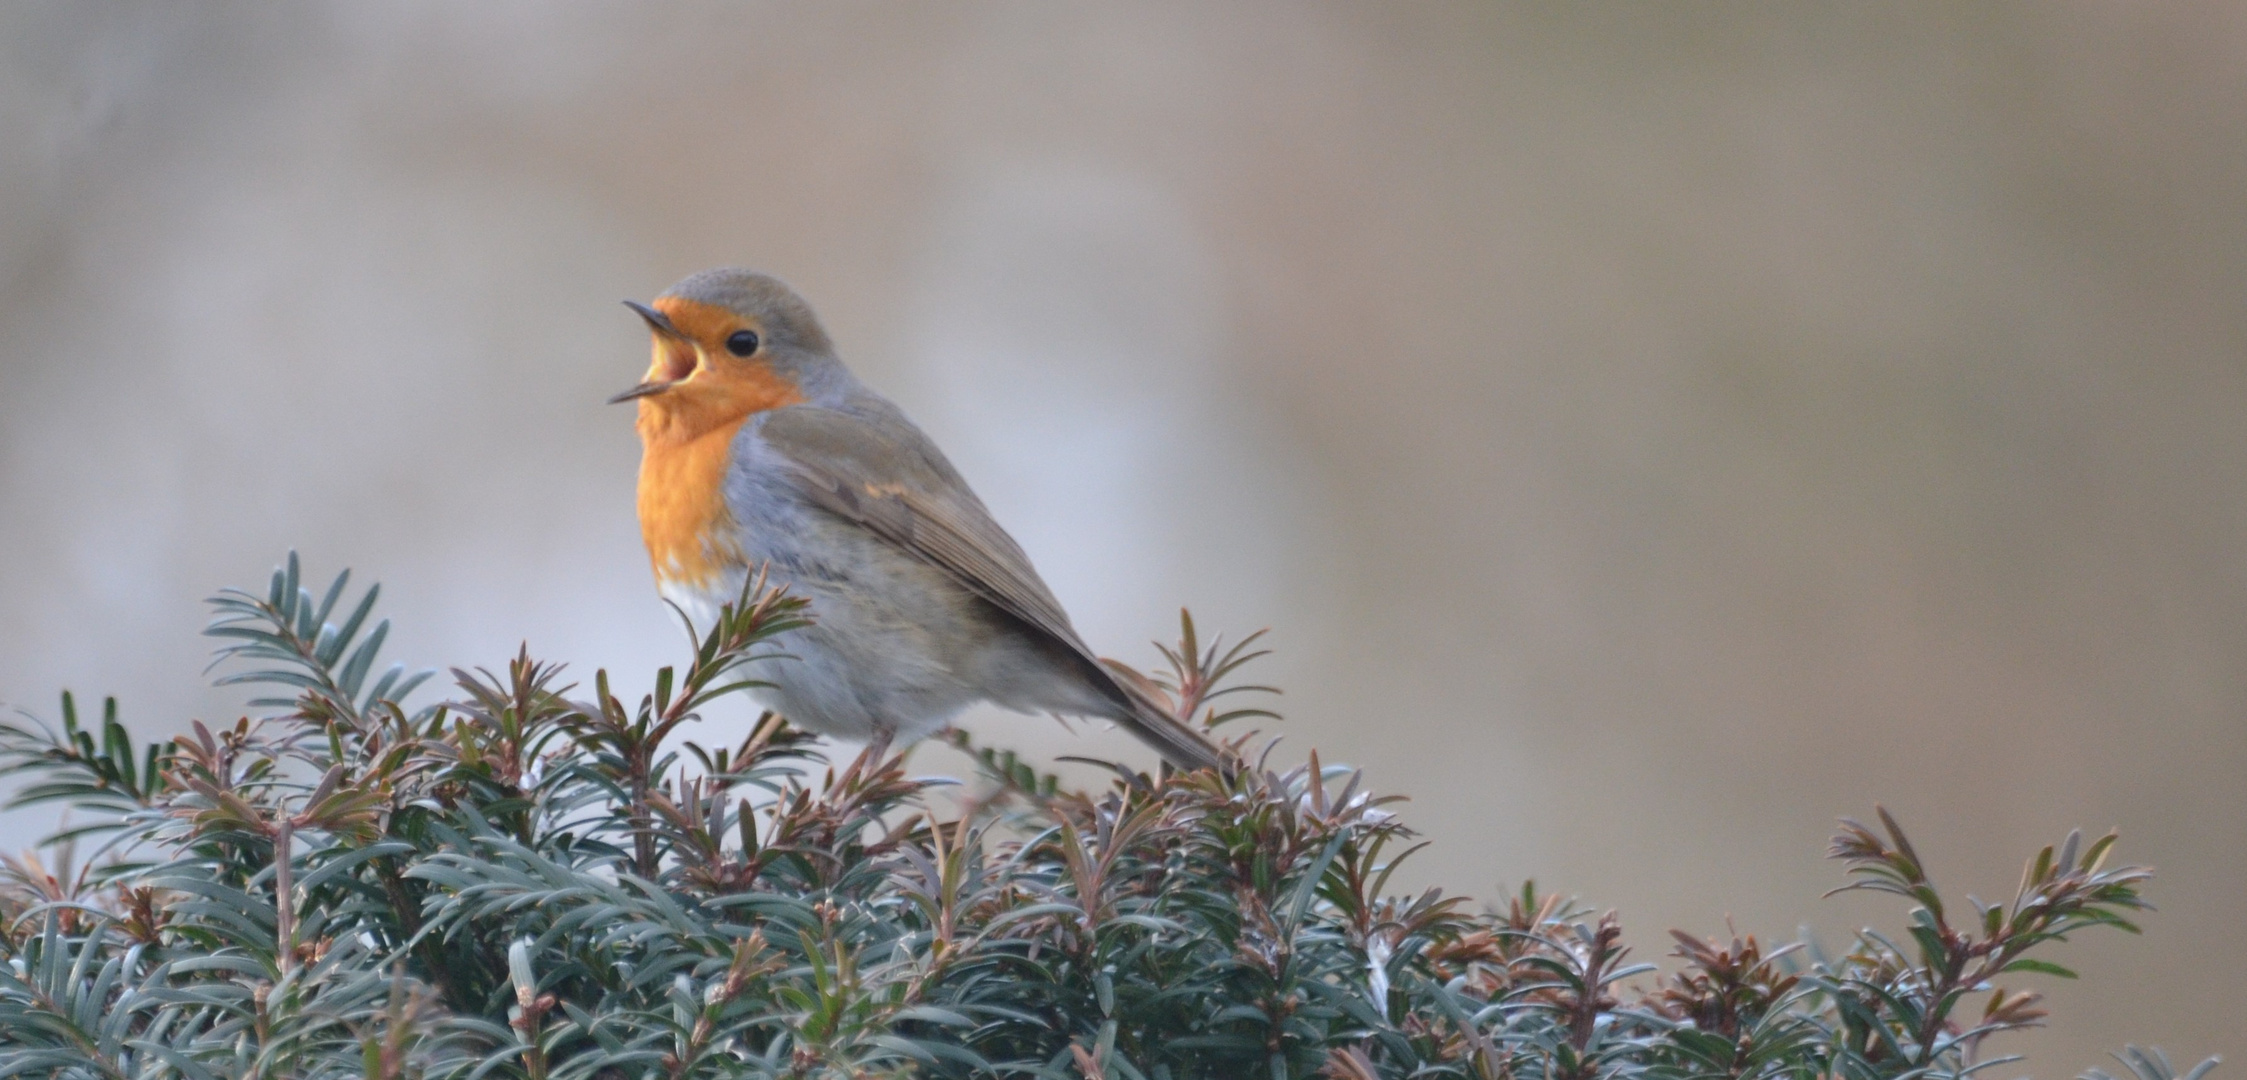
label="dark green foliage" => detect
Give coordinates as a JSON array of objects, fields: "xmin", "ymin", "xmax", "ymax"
[{"xmin": 0, "ymin": 555, "xmax": 2216, "ymax": 1080}]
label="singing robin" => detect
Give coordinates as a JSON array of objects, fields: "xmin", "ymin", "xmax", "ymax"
[{"xmin": 611, "ymin": 267, "xmax": 1226, "ymax": 770}]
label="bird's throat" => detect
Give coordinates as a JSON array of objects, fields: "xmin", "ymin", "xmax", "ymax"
[
  {"xmin": 632, "ymin": 357, "xmax": 805, "ymax": 591},
  {"xmin": 637, "ymin": 416, "xmax": 751, "ymax": 591}
]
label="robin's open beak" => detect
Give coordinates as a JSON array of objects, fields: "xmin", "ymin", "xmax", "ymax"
[{"xmin": 611, "ymin": 300, "xmax": 696, "ymax": 403}]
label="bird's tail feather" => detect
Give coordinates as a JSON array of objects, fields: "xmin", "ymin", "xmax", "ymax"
[{"xmin": 1098, "ymin": 661, "xmax": 1230, "ymax": 772}]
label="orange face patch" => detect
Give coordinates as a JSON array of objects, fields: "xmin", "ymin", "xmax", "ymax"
[
  {"xmin": 633, "ymin": 297, "xmax": 805, "ymax": 441},
  {"xmin": 631, "ymin": 296, "xmax": 806, "ymax": 587},
  {"xmin": 652, "ymin": 296, "xmax": 747, "ymax": 347}
]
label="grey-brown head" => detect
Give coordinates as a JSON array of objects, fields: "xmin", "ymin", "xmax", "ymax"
[{"xmin": 610, "ymin": 269, "xmax": 851, "ymax": 424}]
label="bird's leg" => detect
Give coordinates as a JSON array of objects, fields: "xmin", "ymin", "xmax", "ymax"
[{"xmin": 863, "ymin": 727, "xmax": 894, "ymax": 768}]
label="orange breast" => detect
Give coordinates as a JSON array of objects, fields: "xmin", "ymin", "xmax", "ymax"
[
  {"xmin": 629, "ymin": 296, "xmax": 808, "ymax": 589},
  {"xmin": 637, "ymin": 418, "xmax": 751, "ymax": 589}
]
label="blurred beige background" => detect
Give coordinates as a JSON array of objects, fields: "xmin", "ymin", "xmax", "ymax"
[{"xmin": 2, "ymin": 3, "xmax": 2240, "ymax": 1072}]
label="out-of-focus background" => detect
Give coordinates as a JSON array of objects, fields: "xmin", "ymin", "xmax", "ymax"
[{"xmin": 2, "ymin": 3, "xmax": 2240, "ymax": 1071}]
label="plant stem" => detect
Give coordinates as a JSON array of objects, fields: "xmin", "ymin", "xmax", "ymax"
[{"xmin": 274, "ymin": 817, "xmax": 296, "ymax": 974}]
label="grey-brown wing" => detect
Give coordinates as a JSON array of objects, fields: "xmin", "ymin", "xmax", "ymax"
[
  {"xmin": 753, "ymin": 404, "xmax": 1092, "ymax": 657},
  {"xmin": 754, "ymin": 402, "xmax": 1229, "ymax": 772}
]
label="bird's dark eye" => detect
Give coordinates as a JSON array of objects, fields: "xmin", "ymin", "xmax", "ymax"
[{"xmin": 725, "ymin": 330, "xmax": 761, "ymax": 357}]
